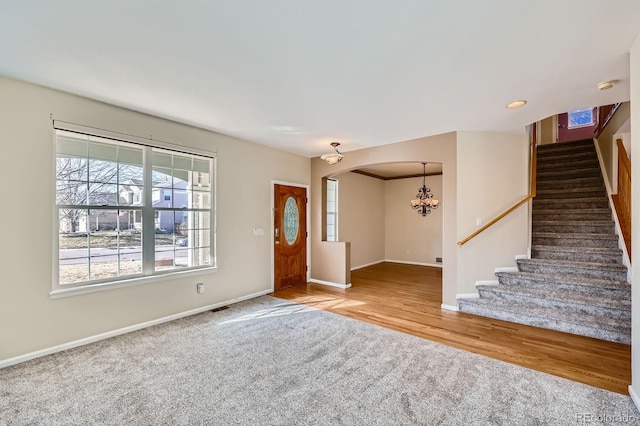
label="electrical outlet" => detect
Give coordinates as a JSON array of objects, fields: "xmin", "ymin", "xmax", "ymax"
[{"xmin": 196, "ymin": 283, "xmax": 204, "ymax": 294}]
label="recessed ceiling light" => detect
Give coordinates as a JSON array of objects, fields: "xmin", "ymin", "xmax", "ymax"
[
  {"xmin": 506, "ymin": 100, "xmax": 527, "ymax": 109},
  {"xmin": 597, "ymin": 80, "xmax": 617, "ymax": 90}
]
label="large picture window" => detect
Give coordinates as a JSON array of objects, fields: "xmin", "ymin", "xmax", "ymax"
[{"xmin": 55, "ymin": 125, "xmax": 215, "ymax": 292}]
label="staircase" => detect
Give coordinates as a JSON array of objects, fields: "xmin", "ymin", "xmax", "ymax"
[{"xmin": 458, "ymin": 139, "xmax": 631, "ymax": 344}]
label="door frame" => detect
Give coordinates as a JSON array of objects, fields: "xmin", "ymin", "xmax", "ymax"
[{"xmin": 271, "ymin": 180, "xmax": 311, "ymax": 291}]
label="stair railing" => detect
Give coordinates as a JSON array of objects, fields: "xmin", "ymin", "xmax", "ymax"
[
  {"xmin": 612, "ymin": 138, "xmax": 631, "ymax": 257},
  {"xmin": 457, "ymin": 124, "xmax": 537, "ymax": 246}
]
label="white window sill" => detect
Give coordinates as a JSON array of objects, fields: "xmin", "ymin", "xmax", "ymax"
[{"xmin": 50, "ymin": 267, "xmax": 218, "ymax": 299}]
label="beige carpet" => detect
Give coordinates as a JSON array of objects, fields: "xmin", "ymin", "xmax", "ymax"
[{"xmin": 0, "ymin": 296, "xmax": 637, "ymax": 425}]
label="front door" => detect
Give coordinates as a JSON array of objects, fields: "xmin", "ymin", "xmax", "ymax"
[{"xmin": 274, "ymin": 184, "xmax": 307, "ymax": 290}]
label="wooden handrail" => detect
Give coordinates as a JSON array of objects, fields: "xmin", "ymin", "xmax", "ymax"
[
  {"xmin": 457, "ymin": 125, "xmax": 537, "ymax": 246},
  {"xmin": 612, "ymin": 138, "xmax": 631, "ymax": 257},
  {"xmin": 457, "ymin": 194, "xmax": 534, "ymax": 246}
]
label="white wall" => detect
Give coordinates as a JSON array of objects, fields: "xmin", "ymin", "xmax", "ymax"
[
  {"xmin": 456, "ymin": 132, "xmax": 530, "ymax": 293},
  {"xmin": 629, "ymin": 34, "xmax": 640, "ymax": 405},
  {"xmin": 335, "ymin": 172, "xmax": 385, "ymax": 269},
  {"xmin": 0, "ymin": 76, "xmax": 309, "ymax": 362},
  {"xmin": 385, "ymin": 175, "xmax": 443, "ymax": 265}
]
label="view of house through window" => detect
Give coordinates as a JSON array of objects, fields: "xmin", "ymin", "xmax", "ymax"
[
  {"xmin": 326, "ymin": 179, "xmax": 338, "ymax": 241},
  {"xmin": 568, "ymin": 107, "xmax": 595, "ymax": 128},
  {"xmin": 55, "ymin": 128, "xmax": 214, "ymax": 287}
]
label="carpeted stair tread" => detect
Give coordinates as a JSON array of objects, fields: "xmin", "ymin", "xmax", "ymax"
[
  {"xmin": 531, "ymin": 232, "xmax": 619, "ymax": 242},
  {"xmin": 532, "ymin": 209, "xmax": 611, "ymax": 221},
  {"xmin": 536, "ymin": 168, "xmax": 602, "ymax": 181},
  {"xmin": 477, "ymin": 284, "xmax": 630, "ymax": 309},
  {"xmin": 536, "ymin": 178, "xmax": 607, "ymax": 191},
  {"xmin": 533, "ymin": 196, "xmax": 608, "ymax": 205},
  {"xmin": 458, "ymin": 298, "xmax": 630, "ymax": 343},
  {"xmin": 535, "ymin": 151, "xmax": 596, "ymax": 164},
  {"xmin": 532, "ymin": 220, "xmax": 614, "ymax": 234},
  {"xmin": 536, "ymin": 139, "xmax": 595, "ymax": 153},
  {"xmin": 495, "ymin": 271, "xmax": 630, "ymax": 292},
  {"xmin": 531, "ymin": 245, "xmax": 623, "ymax": 263},
  {"xmin": 537, "ymin": 159, "xmax": 599, "ymax": 172},
  {"xmin": 531, "ymin": 245, "xmax": 622, "ymax": 255},
  {"xmin": 517, "ymin": 258, "xmax": 627, "ymax": 272},
  {"xmin": 535, "ymin": 187, "xmax": 606, "ymax": 199}
]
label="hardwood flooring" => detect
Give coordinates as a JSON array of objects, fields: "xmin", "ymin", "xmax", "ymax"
[{"xmin": 271, "ymin": 262, "xmax": 631, "ymax": 395}]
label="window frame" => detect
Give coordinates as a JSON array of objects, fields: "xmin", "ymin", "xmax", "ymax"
[
  {"xmin": 567, "ymin": 107, "xmax": 596, "ymax": 129},
  {"xmin": 51, "ymin": 121, "xmax": 217, "ymax": 298},
  {"xmin": 326, "ymin": 178, "xmax": 338, "ymax": 242}
]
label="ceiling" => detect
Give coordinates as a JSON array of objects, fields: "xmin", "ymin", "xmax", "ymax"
[
  {"xmin": 352, "ymin": 162, "xmax": 442, "ymax": 180},
  {"xmin": 1, "ymin": 1, "xmax": 639, "ymax": 158}
]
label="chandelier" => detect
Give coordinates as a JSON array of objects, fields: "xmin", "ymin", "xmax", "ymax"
[
  {"xmin": 410, "ymin": 163, "xmax": 439, "ymax": 216},
  {"xmin": 321, "ymin": 142, "xmax": 343, "ymax": 165}
]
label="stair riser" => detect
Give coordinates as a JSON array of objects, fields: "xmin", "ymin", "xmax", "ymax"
[
  {"xmin": 477, "ymin": 289, "xmax": 631, "ymax": 321},
  {"xmin": 536, "ymin": 152, "xmax": 597, "ymax": 165},
  {"xmin": 537, "ymin": 142, "xmax": 595, "ymax": 155},
  {"xmin": 537, "ymin": 161, "xmax": 599, "ymax": 172},
  {"xmin": 537, "ymin": 170, "xmax": 602, "ymax": 181},
  {"xmin": 533, "ymin": 200, "xmax": 609, "ymax": 210},
  {"xmin": 533, "ymin": 213, "xmax": 611, "ymax": 222},
  {"xmin": 537, "ymin": 148, "xmax": 596, "ymax": 157},
  {"xmin": 531, "ymin": 249, "xmax": 622, "ymax": 264},
  {"xmin": 535, "ymin": 190, "xmax": 607, "ymax": 199},
  {"xmin": 517, "ymin": 263, "xmax": 627, "ymax": 281},
  {"xmin": 537, "ymin": 179, "xmax": 603, "ymax": 190},
  {"xmin": 458, "ymin": 302, "xmax": 630, "ymax": 344},
  {"xmin": 496, "ymin": 275, "xmax": 630, "ymax": 299},
  {"xmin": 532, "ymin": 223, "xmax": 614, "ymax": 234},
  {"xmin": 532, "ymin": 236, "xmax": 618, "ymax": 248}
]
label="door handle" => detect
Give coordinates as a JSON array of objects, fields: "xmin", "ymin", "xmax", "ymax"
[{"xmin": 275, "ymin": 228, "xmax": 279, "ymax": 238}]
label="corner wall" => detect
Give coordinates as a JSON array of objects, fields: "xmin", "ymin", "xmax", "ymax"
[
  {"xmin": 0, "ymin": 76, "xmax": 310, "ymax": 362},
  {"xmin": 336, "ymin": 172, "xmax": 385, "ymax": 269}
]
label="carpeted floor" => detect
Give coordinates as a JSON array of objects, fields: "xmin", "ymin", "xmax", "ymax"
[{"xmin": 1, "ymin": 296, "xmax": 638, "ymax": 425}]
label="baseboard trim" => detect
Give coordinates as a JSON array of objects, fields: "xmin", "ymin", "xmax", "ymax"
[
  {"xmin": 0, "ymin": 289, "xmax": 272, "ymax": 369},
  {"xmin": 441, "ymin": 303, "xmax": 459, "ymax": 311},
  {"xmin": 495, "ymin": 266, "xmax": 518, "ymax": 273},
  {"xmin": 384, "ymin": 259, "xmax": 443, "ymax": 268},
  {"xmin": 475, "ymin": 280, "xmax": 499, "ymax": 287},
  {"xmin": 629, "ymin": 385, "xmax": 640, "ymax": 411},
  {"xmin": 515, "ymin": 254, "xmax": 529, "ymax": 260},
  {"xmin": 351, "ymin": 260, "xmax": 385, "ymax": 271},
  {"xmin": 309, "ymin": 279, "xmax": 352, "ymax": 289},
  {"xmin": 456, "ymin": 293, "xmax": 479, "ymax": 299}
]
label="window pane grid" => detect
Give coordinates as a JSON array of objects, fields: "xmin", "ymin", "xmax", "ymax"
[{"xmin": 56, "ymin": 129, "xmax": 214, "ymax": 287}]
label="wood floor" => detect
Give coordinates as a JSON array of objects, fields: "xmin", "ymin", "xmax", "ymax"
[{"xmin": 272, "ymin": 262, "xmax": 631, "ymax": 395}]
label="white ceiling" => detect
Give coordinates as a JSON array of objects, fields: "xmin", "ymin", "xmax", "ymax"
[{"xmin": 1, "ymin": 1, "xmax": 639, "ymax": 158}]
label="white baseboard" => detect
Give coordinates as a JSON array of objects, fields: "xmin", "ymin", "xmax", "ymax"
[
  {"xmin": 476, "ymin": 280, "xmax": 499, "ymax": 287},
  {"xmin": 441, "ymin": 303, "xmax": 459, "ymax": 311},
  {"xmin": 456, "ymin": 293, "xmax": 479, "ymax": 299},
  {"xmin": 384, "ymin": 259, "xmax": 443, "ymax": 268},
  {"xmin": 515, "ymin": 254, "xmax": 529, "ymax": 260},
  {"xmin": 351, "ymin": 260, "xmax": 385, "ymax": 271},
  {"xmin": 308, "ymin": 278, "xmax": 352, "ymax": 289},
  {"xmin": 629, "ymin": 385, "xmax": 640, "ymax": 411},
  {"xmin": 495, "ymin": 266, "xmax": 518, "ymax": 273},
  {"xmin": 0, "ymin": 289, "xmax": 272, "ymax": 370}
]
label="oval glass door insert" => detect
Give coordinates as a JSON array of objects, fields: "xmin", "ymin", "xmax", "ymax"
[{"xmin": 284, "ymin": 196, "xmax": 299, "ymax": 245}]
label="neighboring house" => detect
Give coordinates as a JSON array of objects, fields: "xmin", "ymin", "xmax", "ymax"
[{"xmin": 120, "ymin": 178, "xmax": 188, "ymax": 233}]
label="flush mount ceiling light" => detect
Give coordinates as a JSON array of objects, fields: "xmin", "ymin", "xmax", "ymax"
[
  {"xmin": 506, "ymin": 100, "xmax": 527, "ymax": 109},
  {"xmin": 410, "ymin": 163, "xmax": 440, "ymax": 217},
  {"xmin": 597, "ymin": 80, "xmax": 618, "ymax": 90},
  {"xmin": 321, "ymin": 142, "xmax": 343, "ymax": 165}
]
